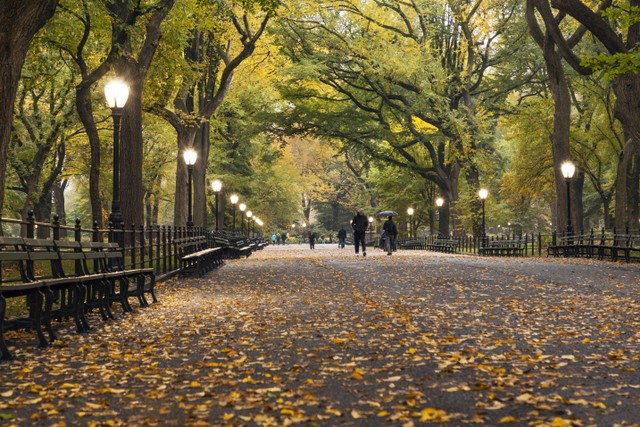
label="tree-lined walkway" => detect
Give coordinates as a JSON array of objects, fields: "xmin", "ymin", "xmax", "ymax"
[{"xmin": 1, "ymin": 247, "xmax": 639, "ymax": 426}]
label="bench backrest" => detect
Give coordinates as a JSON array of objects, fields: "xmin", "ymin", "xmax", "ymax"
[{"xmin": 0, "ymin": 237, "xmax": 30, "ymax": 284}]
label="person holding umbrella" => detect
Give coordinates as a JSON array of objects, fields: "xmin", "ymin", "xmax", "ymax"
[
  {"xmin": 351, "ymin": 209, "xmax": 369, "ymax": 256},
  {"xmin": 382, "ymin": 215, "xmax": 398, "ymax": 255}
]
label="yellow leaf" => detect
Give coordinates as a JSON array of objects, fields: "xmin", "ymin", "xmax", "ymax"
[
  {"xmin": 550, "ymin": 418, "xmax": 572, "ymax": 426},
  {"xmin": 97, "ymin": 388, "xmax": 126, "ymax": 394},
  {"xmin": 0, "ymin": 391, "xmax": 13, "ymax": 397},
  {"xmin": 582, "ymin": 338, "xmax": 591, "ymax": 344},
  {"xmin": 190, "ymin": 381, "xmax": 201, "ymax": 387},
  {"xmin": 420, "ymin": 407, "xmax": 449, "ymax": 422},
  {"xmin": 377, "ymin": 411, "xmax": 389, "ymax": 417},
  {"xmin": 281, "ymin": 409, "xmax": 294, "ymax": 416},
  {"xmin": 222, "ymin": 413, "xmax": 234, "ymax": 420},
  {"xmin": 59, "ymin": 383, "xmax": 80, "ymax": 390},
  {"xmin": 407, "ymin": 348, "xmax": 417, "ymax": 354},
  {"xmin": 350, "ymin": 369, "xmax": 365, "ymax": 380},
  {"xmin": 591, "ymin": 402, "xmax": 606, "ymax": 409},
  {"xmin": 499, "ymin": 416, "xmax": 519, "ymax": 423},
  {"xmin": 84, "ymin": 403, "xmax": 103, "ymax": 409}
]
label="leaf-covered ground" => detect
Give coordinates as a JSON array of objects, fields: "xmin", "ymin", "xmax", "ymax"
[{"xmin": 1, "ymin": 245, "xmax": 639, "ymax": 426}]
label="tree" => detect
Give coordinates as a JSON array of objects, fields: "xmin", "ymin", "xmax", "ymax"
[
  {"xmin": 0, "ymin": 0, "xmax": 58, "ymax": 217},
  {"xmin": 273, "ymin": 0, "xmax": 523, "ymax": 235},
  {"xmin": 149, "ymin": 0, "xmax": 273, "ymax": 228},
  {"xmin": 528, "ymin": 0, "xmax": 640, "ymax": 228},
  {"xmin": 9, "ymin": 50, "xmax": 76, "ymax": 232}
]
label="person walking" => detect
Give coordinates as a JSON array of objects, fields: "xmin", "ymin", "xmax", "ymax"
[
  {"xmin": 382, "ymin": 215, "xmax": 398, "ymax": 255},
  {"xmin": 351, "ymin": 209, "xmax": 368, "ymax": 256},
  {"xmin": 337, "ymin": 227, "xmax": 347, "ymax": 249},
  {"xmin": 281, "ymin": 232, "xmax": 287, "ymax": 245},
  {"xmin": 309, "ymin": 231, "xmax": 317, "ymax": 249}
]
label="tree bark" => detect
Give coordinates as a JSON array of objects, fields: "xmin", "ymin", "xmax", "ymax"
[
  {"xmin": 0, "ymin": 0, "xmax": 58, "ymax": 216},
  {"xmin": 611, "ymin": 74, "xmax": 640, "ymax": 228},
  {"xmin": 110, "ymin": 0, "xmax": 175, "ymax": 229},
  {"xmin": 526, "ymin": 0, "xmax": 581, "ymax": 233}
]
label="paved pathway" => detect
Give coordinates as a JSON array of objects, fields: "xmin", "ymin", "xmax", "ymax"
[{"xmin": 1, "ymin": 245, "xmax": 639, "ymax": 426}]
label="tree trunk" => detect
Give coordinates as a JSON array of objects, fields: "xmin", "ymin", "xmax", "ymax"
[
  {"xmin": 0, "ymin": 0, "xmax": 58, "ymax": 216},
  {"xmin": 193, "ymin": 122, "xmax": 211, "ymax": 228},
  {"xmin": 542, "ymin": 35, "xmax": 573, "ymax": 233},
  {"xmin": 118, "ymin": 62, "xmax": 145, "ymax": 229},
  {"xmin": 612, "ymin": 74, "xmax": 640, "ymax": 229},
  {"xmin": 76, "ymin": 82, "xmax": 105, "ymax": 227},
  {"xmin": 53, "ymin": 180, "xmax": 68, "ymax": 237}
]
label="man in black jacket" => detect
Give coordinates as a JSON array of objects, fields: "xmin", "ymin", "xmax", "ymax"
[
  {"xmin": 351, "ymin": 209, "xmax": 369, "ymax": 256},
  {"xmin": 337, "ymin": 227, "xmax": 347, "ymax": 249}
]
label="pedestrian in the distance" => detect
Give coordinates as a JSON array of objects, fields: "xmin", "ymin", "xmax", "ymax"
[
  {"xmin": 382, "ymin": 215, "xmax": 398, "ymax": 255},
  {"xmin": 309, "ymin": 231, "xmax": 317, "ymax": 249},
  {"xmin": 338, "ymin": 227, "xmax": 347, "ymax": 249},
  {"xmin": 271, "ymin": 233, "xmax": 277, "ymax": 245},
  {"xmin": 351, "ymin": 209, "xmax": 368, "ymax": 256},
  {"xmin": 281, "ymin": 232, "xmax": 287, "ymax": 245}
]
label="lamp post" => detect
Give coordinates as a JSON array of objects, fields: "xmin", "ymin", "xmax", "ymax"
[
  {"xmin": 246, "ymin": 210, "xmax": 253, "ymax": 237},
  {"xmin": 407, "ymin": 207, "xmax": 414, "ymax": 239},
  {"xmin": 104, "ymin": 79, "xmax": 129, "ymax": 239},
  {"xmin": 239, "ymin": 203, "xmax": 246, "ymax": 234},
  {"xmin": 479, "ymin": 188, "xmax": 488, "ymax": 247},
  {"xmin": 183, "ymin": 148, "xmax": 197, "ymax": 227},
  {"xmin": 435, "ymin": 197, "xmax": 444, "ymax": 237},
  {"xmin": 230, "ymin": 194, "xmax": 239, "ymax": 234},
  {"xmin": 368, "ymin": 216, "xmax": 374, "ymax": 243},
  {"xmin": 211, "ymin": 179, "xmax": 222, "ymax": 231},
  {"xmin": 561, "ymin": 161, "xmax": 575, "ymax": 238}
]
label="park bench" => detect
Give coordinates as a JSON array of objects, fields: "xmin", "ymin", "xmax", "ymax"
[
  {"xmin": 0, "ymin": 237, "xmax": 50, "ymax": 360},
  {"xmin": 547, "ymin": 231, "xmax": 640, "ymax": 263},
  {"xmin": 480, "ymin": 238, "xmax": 525, "ymax": 257},
  {"xmin": 399, "ymin": 240, "xmax": 424, "ymax": 250},
  {"xmin": 212, "ymin": 233, "xmax": 253, "ymax": 259},
  {"xmin": 79, "ymin": 241, "xmax": 157, "ymax": 312},
  {"xmin": 598, "ymin": 233, "xmax": 640, "ymax": 262},
  {"xmin": 425, "ymin": 238, "xmax": 458, "ymax": 253},
  {"xmin": 173, "ymin": 236, "xmax": 224, "ymax": 277},
  {"xmin": 0, "ymin": 236, "xmax": 157, "ymax": 360}
]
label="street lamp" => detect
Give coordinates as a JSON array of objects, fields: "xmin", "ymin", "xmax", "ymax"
[
  {"xmin": 104, "ymin": 79, "xmax": 129, "ymax": 238},
  {"xmin": 183, "ymin": 148, "xmax": 198, "ymax": 227},
  {"xmin": 407, "ymin": 207, "xmax": 414, "ymax": 239},
  {"xmin": 368, "ymin": 216, "xmax": 374, "ymax": 243},
  {"xmin": 211, "ymin": 179, "xmax": 222, "ymax": 231},
  {"xmin": 230, "ymin": 194, "xmax": 239, "ymax": 233},
  {"xmin": 479, "ymin": 188, "xmax": 488, "ymax": 247},
  {"xmin": 435, "ymin": 197, "xmax": 444, "ymax": 237},
  {"xmin": 239, "ymin": 203, "xmax": 246, "ymax": 234},
  {"xmin": 561, "ymin": 161, "xmax": 575, "ymax": 237}
]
